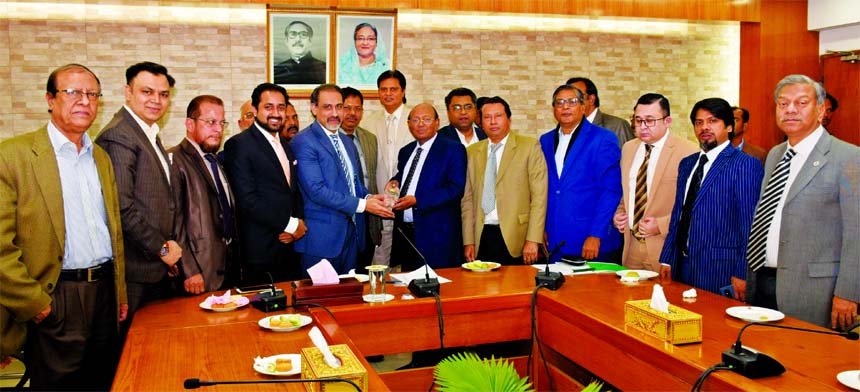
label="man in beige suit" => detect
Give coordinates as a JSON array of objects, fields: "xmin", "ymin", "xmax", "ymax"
[
  {"xmin": 0, "ymin": 64, "xmax": 127, "ymax": 389},
  {"xmin": 613, "ymin": 93, "xmax": 697, "ymax": 273},
  {"xmin": 462, "ymin": 96, "xmax": 548, "ymax": 265}
]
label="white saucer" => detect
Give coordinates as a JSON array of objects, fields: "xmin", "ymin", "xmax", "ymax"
[
  {"xmin": 837, "ymin": 370, "xmax": 860, "ymax": 390},
  {"xmin": 725, "ymin": 306, "xmax": 785, "ymax": 322},
  {"xmin": 363, "ymin": 294, "xmax": 394, "ymax": 303},
  {"xmin": 253, "ymin": 354, "xmax": 301, "ymax": 376}
]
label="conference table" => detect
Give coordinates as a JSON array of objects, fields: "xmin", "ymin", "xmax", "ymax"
[{"xmin": 112, "ymin": 266, "xmax": 859, "ymax": 391}]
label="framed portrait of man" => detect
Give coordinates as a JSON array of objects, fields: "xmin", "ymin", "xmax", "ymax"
[
  {"xmin": 335, "ymin": 14, "xmax": 396, "ymax": 91},
  {"xmin": 269, "ymin": 12, "xmax": 331, "ymax": 89}
]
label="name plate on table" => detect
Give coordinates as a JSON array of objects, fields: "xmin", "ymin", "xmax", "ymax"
[
  {"xmin": 291, "ymin": 278, "xmax": 364, "ymax": 309},
  {"xmin": 301, "ymin": 344, "xmax": 367, "ymax": 392},
  {"xmin": 624, "ymin": 299, "xmax": 702, "ymax": 344}
]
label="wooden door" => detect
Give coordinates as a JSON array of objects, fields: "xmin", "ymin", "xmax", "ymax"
[{"xmin": 821, "ymin": 51, "xmax": 859, "ymax": 145}]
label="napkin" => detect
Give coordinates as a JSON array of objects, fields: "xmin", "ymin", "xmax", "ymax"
[
  {"xmin": 682, "ymin": 288, "xmax": 698, "ymax": 298},
  {"xmin": 308, "ymin": 259, "xmax": 340, "ymax": 285},
  {"xmin": 309, "ymin": 326, "xmax": 341, "ymax": 368},
  {"xmin": 650, "ymin": 284, "xmax": 670, "ymax": 313}
]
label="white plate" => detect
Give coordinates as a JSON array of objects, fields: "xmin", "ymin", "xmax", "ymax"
[
  {"xmin": 258, "ymin": 314, "xmax": 313, "ymax": 332},
  {"xmin": 338, "ymin": 273, "xmax": 369, "ymax": 283},
  {"xmin": 363, "ymin": 293, "xmax": 394, "ymax": 303},
  {"xmin": 462, "ymin": 261, "xmax": 501, "ymax": 272},
  {"xmin": 837, "ymin": 370, "xmax": 860, "ymax": 390},
  {"xmin": 253, "ymin": 354, "xmax": 301, "ymax": 376},
  {"xmin": 615, "ymin": 270, "xmax": 659, "ymax": 280},
  {"xmin": 725, "ymin": 306, "xmax": 785, "ymax": 322},
  {"xmin": 199, "ymin": 295, "xmax": 250, "ymax": 312}
]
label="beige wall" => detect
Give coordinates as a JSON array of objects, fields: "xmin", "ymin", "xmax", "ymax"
[{"xmin": 0, "ymin": 2, "xmax": 738, "ymax": 146}]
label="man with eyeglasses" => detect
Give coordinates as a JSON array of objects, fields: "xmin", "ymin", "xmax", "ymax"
[
  {"xmin": 567, "ymin": 77, "xmax": 635, "ymax": 147},
  {"xmin": 224, "ymin": 83, "xmax": 306, "ymax": 284},
  {"xmin": 438, "ymin": 87, "xmax": 486, "ymax": 148},
  {"xmin": 0, "ymin": 64, "xmax": 127, "ymax": 389},
  {"xmin": 237, "ymin": 100, "xmax": 256, "ymax": 131},
  {"xmin": 273, "ymin": 20, "xmax": 326, "ymax": 85},
  {"xmin": 169, "ymin": 95, "xmax": 237, "ymax": 295},
  {"xmin": 540, "ymin": 84, "xmax": 622, "ymax": 264},
  {"xmin": 96, "ymin": 61, "xmax": 183, "ymax": 324},
  {"xmin": 613, "ymin": 93, "xmax": 697, "ymax": 274},
  {"xmin": 660, "ymin": 98, "xmax": 763, "ymax": 297},
  {"xmin": 387, "ymin": 103, "xmax": 466, "ymax": 270}
]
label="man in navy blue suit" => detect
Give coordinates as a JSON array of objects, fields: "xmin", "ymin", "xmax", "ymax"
[
  {"xmin": 540, "ymin": 84, "xmax": 622, "ymax": 262},
  {"xmin": 437, "ymin": 87, "xmax": 486, "ymax": 148},
  {"xmin": 387, "ymin": 104, "xmax": 467, "ymax": 270},
  {"xmin": 291, "ymin": 84, "xmax": 394, "ymax": 274},
  {"xmin": 660, "ymin": 98, "xmax": 763, "ymax": 296}
]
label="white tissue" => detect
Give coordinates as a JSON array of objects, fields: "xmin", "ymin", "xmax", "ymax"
[
  {"xmin": 682, "ymin": 288, "xmax": 697, "ymax": 298},
  {"xmin": 308, "ymin": 326, "xmax": 341, "ymax": 368},
  {"xmin": 650, "ymin": 284, "xmax": 670, "ymax": 313}
]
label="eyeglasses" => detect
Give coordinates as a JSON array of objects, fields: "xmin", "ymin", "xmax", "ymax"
[
  {"xmin": 553, "ymin": 98, "xmax": 580, "ymax": 107},
  {"xmin": 409, "ymin": 117, "xmax": 435, "ymax": 125},
  {"xmin": 693, "ymin": 117, "xmax": 722, "ymax": 127},
  {"xmin": 242, "ymin": 112, "xmax": 255, "ymax": 119},
  {"xmin": 355, "ymin": 36, "xmax": 376, "ymax": 43},
  {"xmin": 57, "ymin": 88, "xmax": 102, "ymax": 100},
  {"xmin": 288, "ymin": 31, "xmax": 310, "ymax": 39},
  {"xmin": 191, "ymin": 118, "xmax": 229, "ymax": 128},
  {"xmin": 632, "ymin": 116, "xmax": 668, "ymax": 128},
  {"xmin": 451, "ymin": 104, "xmax": 474, "ymax": 112}
]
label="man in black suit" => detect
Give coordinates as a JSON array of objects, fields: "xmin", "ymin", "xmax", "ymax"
[
  {"xmin": 96, "ymin": 61, "xmax": 183, "ymax": 322},
  {"xmin": 567, "ymin": 77, "xmax": 635, "ymax": 147},
  {"xmin": 437, "ymin": 87, "xmax": 486, "ymax": 148},
  {"xmin": 273, "ymin": 21, "xmax": 326, "ymax": 85},
  {"xmin": 223, "ymin": 83, "xmax": 306, "ymax": 284}
]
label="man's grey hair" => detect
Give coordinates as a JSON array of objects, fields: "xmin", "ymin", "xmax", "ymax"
[{"xmin": 774, "ymin": 74, "xmax": 826, "ymax": 105}]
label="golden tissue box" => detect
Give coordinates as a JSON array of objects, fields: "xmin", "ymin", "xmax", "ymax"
[
  {"xmin": 624, "ymin": 299, "xmax": 702, "ymax": 344},
  {"xmin": 301, "ymin": 344, "xmax": 367, "ymax": 392}
]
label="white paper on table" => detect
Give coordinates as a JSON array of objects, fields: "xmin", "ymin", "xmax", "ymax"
[
  {"xmin": 530, "ymin": 263, "xmax": 592, "ymax": 275},
  {"xmin": 308, "ymin": 326, "xmax": 341, "ymax": 368},
  {"xmin": 390, "ymin": 266, "xmax": 452, "ymax": 285},
  {"xmin": 650, "ymin": 283, "xmax": 671, "ymax": 313}
]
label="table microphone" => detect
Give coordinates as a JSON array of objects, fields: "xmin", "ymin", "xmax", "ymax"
[
  {"xmin": 535, "ymin": 240, "xmax": 565, "ymax": 290},
  {"xmin": 396, "ymin": 227, "xmax": 439, "ymax": 298},
  {"xmin": 721, "ymin": 320, "xmax": 859, "ymax": 378},
  {"xmin": 183, "ymin": 377, "xmax": 361, "ymax": 391}
]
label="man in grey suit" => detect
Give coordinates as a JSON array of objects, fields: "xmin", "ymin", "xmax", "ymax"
[
  {"xmin": 567, "ymin": 77, "xmax": 635, "ymax": 147},
  {"xmin": 96, "ymin": 61, "xmax": 183, "ymax": 322},
  {"xmin": 743, "ymin": 74, "xmax": 859, "ymax": 330},
  {"xmin": 340, "ymin": 87, "xmax": 381, "ymax": 272}
]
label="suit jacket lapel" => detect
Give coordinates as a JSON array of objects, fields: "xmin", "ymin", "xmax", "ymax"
[
  {"xmin": 180, "ymin": 139, "xmax": 218, "ymax": 194},
  {"xmin": 496, "ymin": 133, "xmax": 517, "ymax": 184},
  {"xmin": 694, "ymin": 145, "xmax": 734, "ymax": 209},
  {"xmin": 785, "ymin": 133, "xmax": 831, "ymax": 204},
  {"xmin": 94, "ymin": 145, "xmax": 122, "ymax": 242},
  {"xmin": 473, "ymin": 140, "xmax": 488, "ymax": 201},
  {"xmin": 249, "ymin": 125, "xmax": 290, "ymax": 188},
  {"xmin": 121, "ymin": 107, "xmax": 171, "ymax": 188},
  {"xmin": 31, "ymin": 127, "xmax": 65, "ymax": 248},
  {"xmin": 560, "ymin": 122, "xmax": 589, "ymax": 181},
  {"xmin": 651, "ymin": 135, "xmax": 676, "ymax": 199}
]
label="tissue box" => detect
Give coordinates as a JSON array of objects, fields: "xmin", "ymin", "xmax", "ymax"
[
  {"xmin": 624, "ymin": 300, "xmax": 702, "ymax": 344},
  {"xmin": 291, "ymin": 278, "xmax": 364, "ymax": 309},
  {"xmin": 301, "ymin": 344, "xmax": 367, "ymax": 392}
]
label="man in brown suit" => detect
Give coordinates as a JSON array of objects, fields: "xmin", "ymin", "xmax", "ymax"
[
  {"xmin": 462, "ymin": 96, "xmax": 548, "ymax": 265},
  {"xmin": 731, "ymin": 106, "xmax": 767, "ymax": 165},
  {"xmin": 614, "ymin": 93, "xmax": 697, "ymax": 273},
  {"xmin": 170, "ymin": 95, "xmax": 237, "ymax": 294},
  {"xmin": 0, "ymin": 64, "xmax": 127, "ymax": 390}
]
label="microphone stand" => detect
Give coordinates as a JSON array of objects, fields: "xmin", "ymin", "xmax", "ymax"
[
  {"xmin": 396, "ymin": 227, "xmax": 440, "ymax": 298},
  {"xmin": 535, "ymin": 240, "xmax": 566, "ymax": 290}
]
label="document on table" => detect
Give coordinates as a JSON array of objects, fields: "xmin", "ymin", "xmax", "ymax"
[
  {"xmin": 530, "ymin": 262, "xmax": 618, "ymax": 275},
  {"xmin": 390, "ymin": 266, "xmax": 452, "ymax": 284}
]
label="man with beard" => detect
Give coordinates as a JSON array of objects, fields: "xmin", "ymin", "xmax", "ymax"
[
  {"xmin": 170, "ymin": 95, "xmax": 237, "ymax": 294},
  {"xmin": 223, "ymin": 83, "xmax": 306, "ymax": 284},
  {"xmin": 273, "ymin": 21, "xmax": 326, "ymax": 85},
  {"xmin": 292, "ymin": 84, "xmax": 394, "ymax": 275},
  {"xmin": 660, "ymin": 98, "xmax": 763, "ymax": 296},
  {"xmin": 282, "ymin": 102, "xmax": 300, "ymax": 142}
]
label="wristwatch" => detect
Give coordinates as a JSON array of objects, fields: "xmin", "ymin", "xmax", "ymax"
[{"xmin": 159, "ymin": 243, "xmax": 169, "ymax": 257}]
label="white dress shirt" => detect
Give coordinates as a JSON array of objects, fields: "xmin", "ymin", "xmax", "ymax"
[
  {"xmin": 402, "ymin": 134, "xmax": 437, "ymax": 222},
  {"xmin": 124, "ymin": 105, "xmax": 170, "ymax": 184},
  {"xmin": 454, "ymin": 124, "xmax": 481, "ymax": 147},
  {"xmin": 254, "ymin": 123, "xmax": 300, "ymax": 233},
  {"xmin": 684, "ymin": 140, "xmax": 731, "ymax": 196},
  {"xmin": 483, "ymin": 134, "xmax": 509, "ymax": 225}
]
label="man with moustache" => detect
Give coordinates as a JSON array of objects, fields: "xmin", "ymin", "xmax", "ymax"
[
  {"xmin": 282, "ymin": 102, "xmax": 300, "ymax": 142},
  {"xmin": 273, "ymin": 21, "xmax": 326, "ymax": 85},
  {"xmin": 822, "ymin": 93, "xmax": 838, "ymax": 130},
  {"xmin": 169, "ymin": 95, "xmax": 236, "ymax": 294},
  {"xmin": 731, "ymin": 106, "xmax": 767, "ymax": 165},
  {"xmin": 743, "ymin": 75, "xmax": 859, "ymax": 330},
  {"xmin": 388, "ymin": 104, "xmax": 466, "ymax": 270},
  {"xmin": 340, "ymin": 87, "xmax": 381, "ymax": 270},
  {"xmin": 96, "ymin": 61, "xmax": 182, "ymax": 321},
  {"xmin": 292, "ymin": 84, "xmax": 394, "ymax": 274},
  {"xmin": 0, "ymin": 64, "xmax": 127, "ymax": 390},
  {"xmin": 363, "ymin": 70, "xmax": 412, "ymax": 266},
  {"xmin": 566, "ymin": 77, "xmax": 635, "ymax": 147},
  {"xmin": 660, "ymin": 98, "xmax": 763, "ymax": 296},
  {"xmin": 224, "ymin": 83, "xmax": 306, "ymax": 284},
  {"xmin": 237, "ymin": 100, "xmax": 255, "ymax": 131},
  {"xmin": 540, "ymin": 84, "xmax": 622, "ymax": 263},
  {"xmin": 438, "ymin": 87, "xmax": 486, "ymax": 148},
  {"xmin": 613, "ymin": 93, "xmax": 698, "ymax": 273}
]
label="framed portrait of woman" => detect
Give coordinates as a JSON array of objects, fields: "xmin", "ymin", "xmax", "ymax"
[
  {"xmin": 269, "ymin": 12, "xmax": 331, "ymax": 90},
  {"xmin": 335, "ymin": 14, "xmax": 396, "ymax": 91}
]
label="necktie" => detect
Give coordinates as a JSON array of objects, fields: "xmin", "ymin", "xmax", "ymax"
[
  {"xmin": 632, "ymin": 144, "xmax": 653, "ymax": 240},
  {"xmin": 345, "ymin": 133, "xmax": 365, "ymax": 182},
  {"xmin": 747, "ymin": 148, "xmax": 797, "ymax": 272},
  {"xmin": 400, "ymin": 147, "xmax": 423, "ymax": 197},
  {"xmin": 676, "ymin": 154, "xmax": 709, "ymax": 254},
  {"xmin": 329, "ymin": 134, "xmax": 356, "ymax": 197},
  {"xmin": 269, "ymin": 134, "xmax": 291, "ymax": 186},
  {"xmin": 204, "ymin": 154, "xmax": 234, "ymax": 240},
  {"xmin": 482, "ymin": 143, "xmax": 502, "ymax": 215}
]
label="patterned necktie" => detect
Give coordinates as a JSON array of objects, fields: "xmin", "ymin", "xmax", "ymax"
[
  {"xmin": 204, "ymin": 154, "xmax": 234, "ymax": 239},
  {"xmin": 747, "ymin": 148, "xmax": 797, "ymax": 271},
  {"xmin": 632, "ymin": 144, "xmax": 653, "ymax": 240},
  {"xmin": 482, "ymin": 143, "xmax": 502, "ymax": 215},
  {"xmin": 676, "ymin": 154, "xmax": 709, "ymax": 254},
  {"xmin": 329, "ymin": 134, "xmax": 356, "ymax": 197},
  {"xmin": 400, "ymin": 147, "xmax": 423, "ymax": 197}
]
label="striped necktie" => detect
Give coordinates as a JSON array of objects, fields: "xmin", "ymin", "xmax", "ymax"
[
  {"xmin": 329, "ymin": 134, "xmax": 356, "ymax": 197},
  {"xmin": 632, "ymin": 144, "xmax": 652, "ymax": 241},
  {"xmin": 400, "ymin": 147, "xmax": 423, "ymax": 197},
  {"xmin": 747, "ymin": 148, "xmax": 797, "ymax": 272}
]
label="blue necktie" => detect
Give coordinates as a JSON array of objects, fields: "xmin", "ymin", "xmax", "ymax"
[
  {"xmin": 204, "ymin": 154, "xmax": 234, "ymax": 240},
  {"xmin": 329, "ymin": 134, "xmax": 356, "ymax": 197}
]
